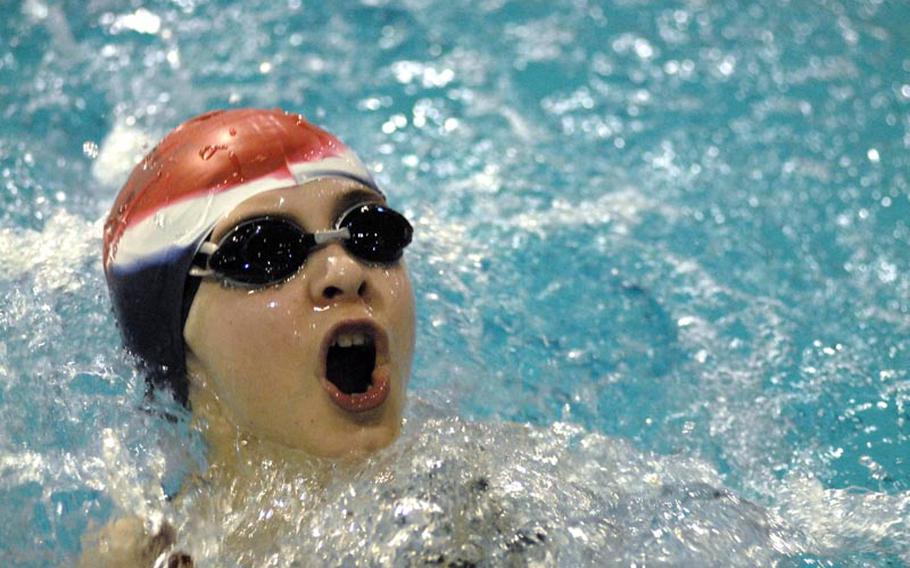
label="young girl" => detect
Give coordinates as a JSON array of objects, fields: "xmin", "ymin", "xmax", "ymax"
[
  {"xmin": 83, "ymin": 108, "xmax": 799, "ymax": 568},
  {"xmin": 86, "ymin": 108, "xmax": 416, "ymax": 565}
]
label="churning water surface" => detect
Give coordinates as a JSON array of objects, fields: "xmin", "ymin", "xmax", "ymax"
[{"xmin": 1, "ymin": 0, "xmax": 909, "ymax": 565}]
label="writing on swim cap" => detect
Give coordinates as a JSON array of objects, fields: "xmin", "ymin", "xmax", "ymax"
[{"xmin": 102, "ymin": 108, "xmax": 381, "ymax": 405}]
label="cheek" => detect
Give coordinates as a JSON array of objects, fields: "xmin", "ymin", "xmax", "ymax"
[
  {"xmin": 189, "ymin": 287, "xmax": 322, "ymax": 423},
  {"xmin": 385, "ymin": 270, "xmax": 416, "ymax": 354},
  {"xmin": 217, "ymin": 296, "xmax": 284, "ymax": 347},
  {"xmin": 194, "ymin": 288, "xmax": 311, "ymax": 375},
  {"xmin": 381, "ymin": 263, "xmax": 414, "ymax": 309}
]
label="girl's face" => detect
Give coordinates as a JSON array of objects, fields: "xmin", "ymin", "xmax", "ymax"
[{"xmin": 183, "ymin": 179, "xmax": 416, "ymax": 458}]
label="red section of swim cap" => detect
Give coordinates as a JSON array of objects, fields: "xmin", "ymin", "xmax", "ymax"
[{"xmin": 102, "ymin": 108, "xmax": 345, "ymax": 267}]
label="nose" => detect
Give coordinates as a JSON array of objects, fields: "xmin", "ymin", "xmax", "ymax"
[{"xmin": 307, "ymin": 244, "xmax": 369, "ymax": 305}]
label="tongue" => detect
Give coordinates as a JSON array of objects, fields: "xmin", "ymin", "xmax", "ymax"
[{"xmin": 326, "ymin": 343, "xmax": 375, "ymax": 394}]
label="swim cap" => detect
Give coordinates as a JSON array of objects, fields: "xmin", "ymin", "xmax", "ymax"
[{"xmin": 103, "ymin": 108, "xmax": 380, "ymax": 405}]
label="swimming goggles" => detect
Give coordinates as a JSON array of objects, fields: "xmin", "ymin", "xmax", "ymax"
[{"xmin": 189, "ymin": 202, "xmax": 412, "ymax": 286}]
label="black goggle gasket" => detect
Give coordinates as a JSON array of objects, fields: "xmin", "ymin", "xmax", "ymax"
[{"xmin": 189, "ymin": 202, "xmax": 413, "ymax": 287}]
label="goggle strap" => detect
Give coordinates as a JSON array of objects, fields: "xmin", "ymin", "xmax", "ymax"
[
  {"xmin": 313, "ymin": 227, "xmax": 350, "ymax": 244},
  {"xmin": 189, "ymin": 266, "xmax": 215, "ymax": 278},
  {"xmin": 197, "ymin": 241, "xmax": 219, "ymax": 256}
]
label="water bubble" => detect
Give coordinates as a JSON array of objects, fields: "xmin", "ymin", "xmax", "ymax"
[
  {"xmin": 382, "ymin": 114, "xmax": 408, "ymax": 134},
  {"xmin": 110, "ymin": 8, "xmax": 161, "ymax": 35},
  {"xmin": 677, "ymin": 315, "xmax": 696, "ymax": 327},
  {"xmin": 633, "ymin": 38, "xmax": 654, "ymax": 59},
  {"xmin": 717, "ymin": 55, "xmax": 736, "ymax": 76},
  {"xmin": 166, "ymin": 49, "xmax": 180, "ymax": 68},
  {"xmin": 358, "ymin": 97, "xmax": 385, "ymax": 111}
]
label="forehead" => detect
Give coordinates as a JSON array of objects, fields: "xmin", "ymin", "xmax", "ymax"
[{"xmin": 213, "ymin": 177, "xmax": 383, "ymax": 236}]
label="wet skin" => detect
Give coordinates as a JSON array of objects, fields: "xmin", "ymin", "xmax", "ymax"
[{"xmin": 183, "ymin": 178, "xmax": 416, "ymax": 459}]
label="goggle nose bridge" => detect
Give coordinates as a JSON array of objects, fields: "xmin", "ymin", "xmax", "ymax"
[{"xmin": 314, "ymin": 227, "xmax": 351, "ymax": 244}]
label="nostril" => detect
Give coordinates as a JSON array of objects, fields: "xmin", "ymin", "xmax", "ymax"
[
  {"xmin": 323, "ymin": 286, "xmax": 342, "ymax": 299},
  {"xmin": 357, "ymin": 282, "xmax": 367, "ymax": 296}
]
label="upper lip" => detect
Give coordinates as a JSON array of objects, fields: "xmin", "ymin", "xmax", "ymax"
[{"xmin": 319, "ymin": 318, "xmax": 390, "ymax": 378}]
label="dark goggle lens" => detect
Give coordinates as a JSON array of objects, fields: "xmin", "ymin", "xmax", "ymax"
[
  {"xmin": 340, "ymin": 203, "xmax": 413, "ymax": 263},
  {"xmin": 205, "ymin": 204, "xmax": 412, "ymax": 286},
  {"xmin": 209, "ymin": 218, "xmax": 313, "ymax": 285}
]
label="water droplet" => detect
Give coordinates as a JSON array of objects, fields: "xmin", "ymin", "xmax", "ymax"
[
  {"xmin": 633, "ymin": 38, "xmax": 654, "ymax": 59},
  {"xmin": 228, "ymin": 151, "xmax": 244, "ymax": 181},
  {"xmin": 82, "ymin": 141, "xmax": 99, "ymax": 159}
]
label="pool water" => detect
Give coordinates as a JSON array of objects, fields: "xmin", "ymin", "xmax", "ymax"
[{"xmin": 1, "ymin": 0, "xmax": 909, "ymax": 565}]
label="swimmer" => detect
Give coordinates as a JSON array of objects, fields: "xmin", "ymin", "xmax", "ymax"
[{"xmin": 81, "ymin": 109, "xmax": 416, "ymax": 566}]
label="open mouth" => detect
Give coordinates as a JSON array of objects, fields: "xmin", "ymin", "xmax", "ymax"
[
  {"xmin": 320, "ymin": 321, "xmax": 390, "ymax": 412},
  {"xmin": 326, "ymin": 331, "xmax": 376, "ymax": 394}
]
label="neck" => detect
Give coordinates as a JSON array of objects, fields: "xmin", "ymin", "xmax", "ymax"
[{"xmin": 186, "ymin": 378, "xmax": 353, "ymax": 492}]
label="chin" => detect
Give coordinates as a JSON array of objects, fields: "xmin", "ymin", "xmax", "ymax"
[
  {"xmin": 311, "ymin": 366, "xmax": 407, "ymax": 458},
  {"xmin": 316, "ymin": 415, "xmax": 402, "ymax": 459}
]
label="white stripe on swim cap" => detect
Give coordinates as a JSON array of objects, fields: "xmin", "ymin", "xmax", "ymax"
[{"xmin": 111, "ymin": 151, "xmax": 375, "ymax": 270}]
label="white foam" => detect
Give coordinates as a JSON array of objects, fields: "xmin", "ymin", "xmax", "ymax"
[
  {"xmin": 0, "ymin": 210, "xmax": 98, "ymax": 293},
  {"xmin": 776, "ymin": 476, "xmax": 910, "ymax": 556},
  {"xmin": 164, "ymin": 413, "xmax": 800, "ymax": 565},
  {"xmin": 92, "ymin": 120, "xmax": 154, "ymax": 189}
]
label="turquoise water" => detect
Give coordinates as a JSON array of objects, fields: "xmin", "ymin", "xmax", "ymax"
[{"xmin": 1, "ymin": 0, "xmax": 909, "ymax": 564}]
